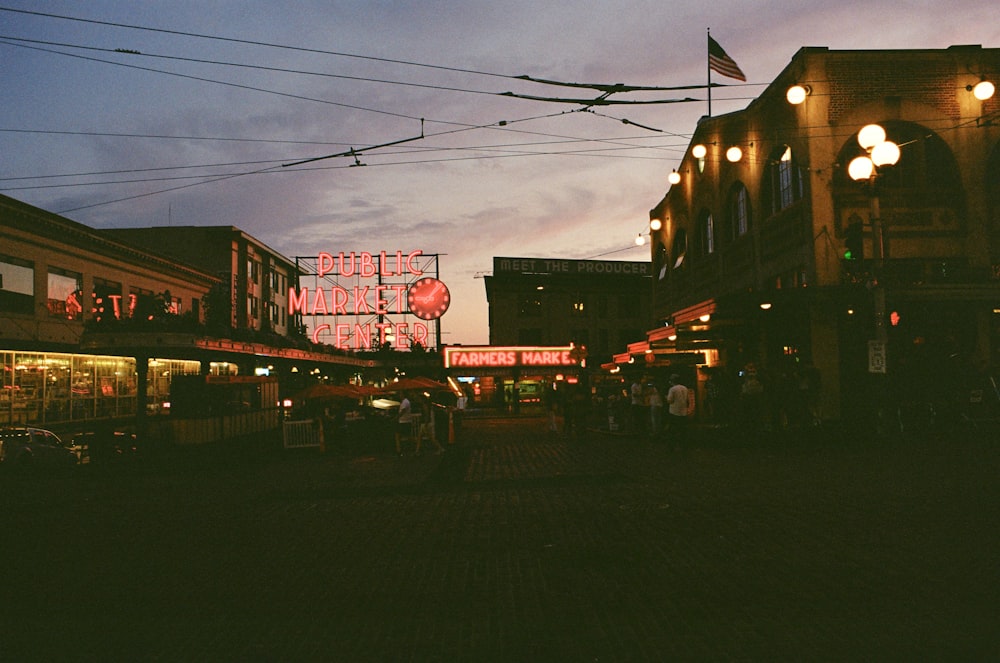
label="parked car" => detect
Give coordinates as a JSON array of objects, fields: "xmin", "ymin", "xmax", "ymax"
[
  {"xmin": 0, "ymin": 427, "xmax": 79, "ymax": 469},
  {"xmin": 72, "ymin": 430, "xmax": 140, "ymax": 463}
]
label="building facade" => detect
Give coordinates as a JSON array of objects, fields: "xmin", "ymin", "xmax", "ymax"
[
  {"xmin": 103, "ymin": 226, "xmax": 297, "ymax": 337},
  {"xmin": 484, "ymin": 256, "xmax": 651, "ymax": 366},
  {"xmin": 0, "ymin": 194, "xmax": 373, "ymax": 437},
  {"xmin": 641, "ymin": 45, "xmax": 1000, "ymax": 426}
]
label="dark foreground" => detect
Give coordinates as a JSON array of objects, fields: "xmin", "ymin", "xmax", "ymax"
[{"xmin": 2, "ymin": 419, "xmax": 998, "ymax": 662}]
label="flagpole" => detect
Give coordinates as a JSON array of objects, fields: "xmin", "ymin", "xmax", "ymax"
[{"xmin": 706, "ymin": 28, "xmax": 713, "ymax": 117}]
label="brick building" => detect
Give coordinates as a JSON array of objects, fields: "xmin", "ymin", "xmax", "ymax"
[
  {"xmin": 484, "ymin": 256, "xmax": 651, "ymax": 365},
  {"xmin": 638, "ymin": 45, "xmax": 1000, "ymax": 425}
]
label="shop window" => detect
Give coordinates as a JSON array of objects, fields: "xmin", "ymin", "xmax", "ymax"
[{"xmin": 0, "ymin": 254, "xmax": 34, "ymax": 315}]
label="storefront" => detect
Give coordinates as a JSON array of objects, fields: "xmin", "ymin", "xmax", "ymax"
[{"xmin": 443, "ymin": 345, "xmax": 586, "ymax": 412}]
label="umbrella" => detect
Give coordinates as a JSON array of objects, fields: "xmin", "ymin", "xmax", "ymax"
[
  {"xmin": 377, "ymin": 376, "xmax": 452, "ymax": 394},
  {"xmin": 293, "ymin": 383, "xmax": 375, "ymax": 403}
]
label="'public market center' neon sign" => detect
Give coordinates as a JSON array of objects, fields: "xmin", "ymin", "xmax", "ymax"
[{"xmin": 290, "ymin": 250, "xmax": 450, "ymax": 350}]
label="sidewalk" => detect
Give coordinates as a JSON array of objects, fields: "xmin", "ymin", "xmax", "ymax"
[{"xmin": 2, "ymin": 416, "xmax": 997, "ymax": 661}]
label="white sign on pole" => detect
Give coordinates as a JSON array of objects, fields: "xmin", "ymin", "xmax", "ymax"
[{"xmin": 868, "ymin": 340, "xmax": 887, "ymax": 374}]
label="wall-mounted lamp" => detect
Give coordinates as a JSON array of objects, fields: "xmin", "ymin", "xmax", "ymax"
[
  {"xmin": 691, "ymin": 144, "xmax": 708, "ymax": 173},
  {"xmin": 668, "ymin": 169, "xmax": 681, "ymax": 185},
  {"xmin": 649, "ymin": 218, "xmax": 663, "ymax": 232},
  {"xmin": 726, "ymin": 146, "xmax": 743, "ymax": 163},
  {"xmin": 786, "ymin": 84, "xmax": 811, "ymax": 105},
  {"xmin": 759, "ymin": 302, "xmax": 773, "ymax": 311},
  {"xmin": 635, "ymin": 233, "xmax": 646, "ymax": 246},
  {"xmin": 968, "ymin": 80, "xmax": 996, "ymax": 101}
]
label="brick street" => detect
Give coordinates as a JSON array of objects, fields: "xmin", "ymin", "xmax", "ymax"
[{"xmin": 2, "ymin": 418, "xmax": 998, "ymax": 662}]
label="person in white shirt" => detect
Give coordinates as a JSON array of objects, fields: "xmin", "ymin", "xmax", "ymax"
[
  {"xmin": 395, "ymin": 392, "xmax": 413, "ymax": 456},
  {"xmin": 666, "ymin": 374, "xmax": 690, "ymax": 452}
]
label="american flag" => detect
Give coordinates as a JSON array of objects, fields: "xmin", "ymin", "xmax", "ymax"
[{"xmin": 708, "ymin": 35, "xmax": 746, "ymax": 82}]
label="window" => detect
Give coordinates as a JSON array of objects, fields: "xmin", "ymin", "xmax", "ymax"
[
  {"xmin": 654, "ymin": 244, "xmax": 669, "ymax": 281},
  {"xmin": 519, "ymin": 297, "xmax": 542, "ymax": 317},
  {"xmin": 47, "ymin": 267, "xmax": 83, "ymax": 320},
  {"xmin": 696, "ymin": 210, "xmax": 715, "ymax": 255},
  {"xmin": 731, "ymin": 184, "xmax": 751, "ymax": 238},
  {"xmin": 0, "ymin": 254, "xmax": 34, "ymax": 314},
  {"xmin": 129, "ymin": 286, "xmax": 154, "ymax": 320},
  {"xmin": 92, "ymin": 278, "xmax": 122, "ymax": 322},
  {"xmin": 768, "ymin": 145, "xmax": 805, "ymax": 214},
  {"xmin": 248, "ymin": 259, "xmax": 261, "ymax": 284},
  {"xmin": 672, "ymin": 229, "xmax": 688, "ymax": 269}
]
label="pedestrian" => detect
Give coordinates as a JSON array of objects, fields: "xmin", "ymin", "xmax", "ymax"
[
  {"xmin": 414, "ymin": 395, "xmax": 445, "ymax": 455},
  {"xmin": 666, "ymin": 374, "xmax": 690, "ymax": 452},
  {"xmin": 454, "ymin": 388, "xmax": 468, "ymax": 433},
  {"xmin": 543, "ymin": 382, "xmax": 559, "ymax": 433},
  {"xmin": 739, "ymin": 369, "xmax": 766, "ymax": 439},
  {"xmin": 631, "ymin": 378, "xmax": 647, "ymax": 435},
  {"xmin": 647, "ymin": 381, "xmax": 663, "ymax": 440},
  {"xmin": 394, "ymin": 391, "xmax": 414, "ymax": 456}
]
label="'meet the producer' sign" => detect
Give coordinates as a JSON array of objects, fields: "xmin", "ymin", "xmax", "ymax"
[{"xmin": 493, "ymin": 257, "xmax": 650, "ymax": 276}]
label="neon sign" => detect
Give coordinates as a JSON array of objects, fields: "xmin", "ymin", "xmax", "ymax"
[
  {"xmin": 292, "ymin": 250, "xmax": 448, "ymax": 351},
  {"xmin": 443, "ymin": 345, "xmax": 582, "ymax": 369}
]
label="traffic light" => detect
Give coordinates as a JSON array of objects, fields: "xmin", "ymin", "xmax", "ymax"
[{"xmin": 844, "ymin": 221, "xmax": 864, "ymax": 261}]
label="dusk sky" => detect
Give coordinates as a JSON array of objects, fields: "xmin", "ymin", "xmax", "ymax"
[{"xmin": 3, "ymin": 2, "xmax": 998, "ymax": 345}]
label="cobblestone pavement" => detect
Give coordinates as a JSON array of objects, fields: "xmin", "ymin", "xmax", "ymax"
[{"xmin": 2, "ymin": 418, "xmax": 998, "ymax": 662}]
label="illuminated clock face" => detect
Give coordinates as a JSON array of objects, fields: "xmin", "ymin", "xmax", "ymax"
[{"xmin": 407, "ymin": 277, "xmax": 451, "ymax": 320}]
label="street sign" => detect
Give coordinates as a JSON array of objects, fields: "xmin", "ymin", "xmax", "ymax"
[{"xmin": 868, "ymin": 340, "xmax": 887, "ymax": 374}]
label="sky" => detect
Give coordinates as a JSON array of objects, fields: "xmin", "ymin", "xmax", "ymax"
[{"xmin": 2, "ymin": 1, "xmax": 998, "ymax": 346}]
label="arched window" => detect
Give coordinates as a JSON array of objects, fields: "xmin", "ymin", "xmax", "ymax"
[
  {"xmin": 654, "ymin": 243, "xmax": 669, "ymax": 281},
  {"xmin": 671, "ymin": 228, "xmax": 688, "ymax": 269},
  {"xmin": 729, "ymin": 183, "xmax": 751, "ymax": 239},
  {"xmin": 834, "ymin": 121, "xmax": 963, "ymax": 231},
  {"xmin": 766, "ymin": 145, "xmax": 806, "ymax": 215},
  {"xmin": 695, "ymin": 209, "xmax": 715, "ymax": 255}
]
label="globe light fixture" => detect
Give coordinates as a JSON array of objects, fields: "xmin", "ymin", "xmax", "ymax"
[
  {"xmin": 635, "ymin": 233, "xmax": 646, "ymax": 246},
  {"xmin": 848, "ymin": 155, "xmax": 875, "ymax": 181},
  {"xmin": 726, "ymin": 146, "xmax": 743, "ymax": 163},
  {"xmin": 786, "ymin": 84, "xmax": 810, "ymax": 105},
  {"xmin": 668, "ymin": 169, "xmax": 681, "ymax": 185},
  {"xmin": 972, "ymin": 80, "xmax": 995, "ymax": 100},
  {"xmin": 649, "ymin": 218, "xmax": 662, "ymax": 231},
  {"xmin": 870, "ymin": 140, "xmax": 900, "ymax": 167},
  {"xmin": 857, "ymin": 124, "xmax": 886, "ymax": 150},
  {"xmin": 691, "ymin": 144, "xmax": 707, "ymax": 159}
]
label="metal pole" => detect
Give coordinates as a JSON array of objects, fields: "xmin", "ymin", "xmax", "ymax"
[{"xmin": 870, "ymin": 189, "xmax": 887, "ymax": 346}]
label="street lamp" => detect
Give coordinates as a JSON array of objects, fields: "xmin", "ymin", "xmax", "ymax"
[
  {"xmin": 848, "ymin": 123, "xmax": 900, "ymax": 429},
  {"xmin": 849, "ymin": 123, "xmax": 900, "ymax": 281}
]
